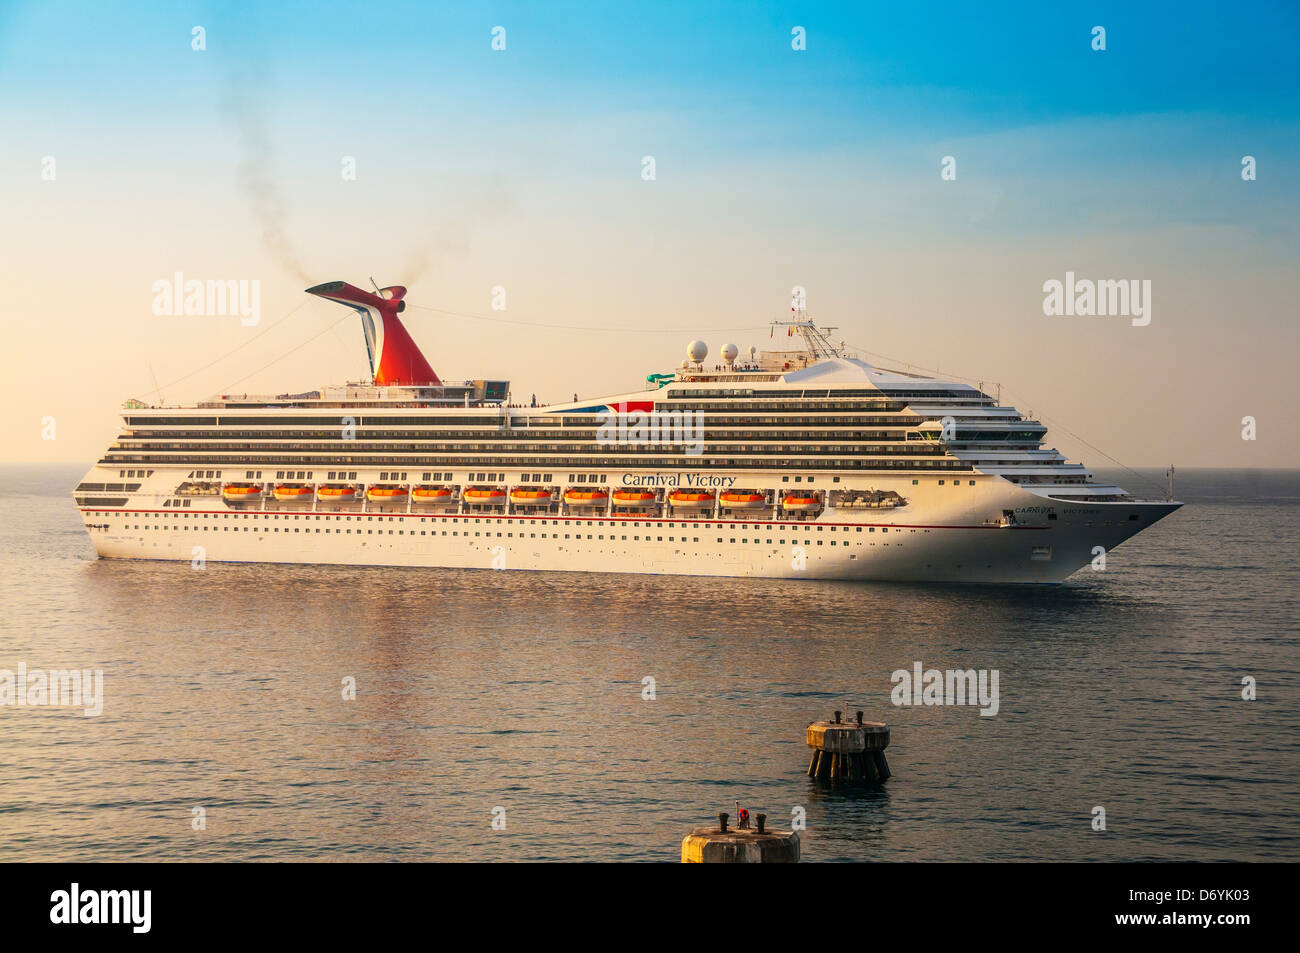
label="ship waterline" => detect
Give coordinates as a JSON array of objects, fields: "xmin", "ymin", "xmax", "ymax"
[{"xmin": 74, "ymin": 280, "xmax": 1181, "ymax": 583}]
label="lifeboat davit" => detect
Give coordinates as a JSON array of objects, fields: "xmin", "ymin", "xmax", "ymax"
[
  {"xmin": 222, "ymin": 483, "xmax": 262, "ymax": 503},
  {"xmin": 720, "ymin": 490, "xmax": 766, "ymax": 509},
  {"xmin": 668, "ymin": 490, "xmax": 714, "ymax": 508},
  {"xmin": 564, "ymin": 488, "xmax": 608, "ymax": 506},
  {"xmin": 612, "ymin": 489, "xmax": 656, "ymax": 506},
  {"xmin": 273, "ymin": 484, "xmax": 314, "ymax": 503},
  {"xmin": 510, "ymin": 488, "xmax": 552, "ymax": 504},
  {"xmin": 464, "ymin": 487, "xmax": 506, "ymax": 503},
  {"xmin": 782, "ymin": 494, "xmax": 821, "ymax": 511},
  {"xmin": 412, "ymin": 486, "xmax": 453, "ymax": 504},
  {"xmin": 366, "ymin": 485, "xmax": 409, "ymax": 503},
  {"xmin": 317, "ymin": 484, "xmax": 357, "ymax": 501}
]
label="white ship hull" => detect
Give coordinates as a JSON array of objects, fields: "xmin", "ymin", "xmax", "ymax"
[{"xmin": 77, "ymin": 468, "xmax": 1179, "ymax": 584}]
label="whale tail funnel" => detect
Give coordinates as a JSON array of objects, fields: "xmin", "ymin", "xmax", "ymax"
[{"xmin": 305, "ymin": 281, "xmax": 440, "ymax": 386}]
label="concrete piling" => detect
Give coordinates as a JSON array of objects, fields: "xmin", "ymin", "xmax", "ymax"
[
  {"xmin": 805, "ymin": 710, "xmax": 891, "ymax": 783},
  {"xmin": 681, "ymin": 811, "xmax": 800, "ymax": 863}
]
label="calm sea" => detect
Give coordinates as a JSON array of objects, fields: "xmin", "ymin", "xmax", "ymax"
[{"xmin": 1, "ymin": 465, "xmax": 1296, "ymax": 861}]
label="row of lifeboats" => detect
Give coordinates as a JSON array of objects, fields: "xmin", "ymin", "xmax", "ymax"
[
  {"xmin": 222, "ymin": 482, "xmax": 822, "ymax": 511},
  {"xmin": 455, "ymin": 487, "xmax": 821, "ymax": 510},
  {"xmin": 223, "ymin": 482, "xmax": 454, "ymax": 505}
]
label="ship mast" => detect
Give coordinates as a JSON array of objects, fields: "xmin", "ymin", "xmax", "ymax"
[{"xmin": 769, "ymin": 309, "xmax": 845, "ymax": 360}]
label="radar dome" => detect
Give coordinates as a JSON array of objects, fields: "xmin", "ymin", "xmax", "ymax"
[
  {"xmin": 687, "ymin": 340, "xmax": 708, "ymax": 363},
  {"xmin": 721, "ymin": 343, "xmax": 739, "ymax": 364}
]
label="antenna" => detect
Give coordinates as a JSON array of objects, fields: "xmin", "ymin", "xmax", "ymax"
[
  {"xmin": 369, "ymin": 277, "xmax": 382, "ymax": 294},
  {"xmin": 148, "ymin": 362, "xmax": 163, "ymax": 405}
]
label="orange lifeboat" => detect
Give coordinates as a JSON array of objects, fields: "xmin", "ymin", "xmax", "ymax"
[
  {"xmin": 464, "ymin": 487, "xmax": 506, "ymax": 503},
  {"xmin": 510, "ymin": 487, "xmax": 552, "ymax": 504},
  {"xmin": 564, "ymin": 488, "xmax": 608, "ymax": 505},
  {"xmin": 222, "ymin": 482, "xmax": 262, "ymax": 503},
  {"xmin": 720, "ymin": 490, "xmax": 767, "ymax": 509},
  {"xmin": 612, "ymin": 489, "xmax": 656, "ymax": 506},
  {"xmin": 668, "ymin": 490, "xmax": 714, "ymax": 508},
  {"xmin": 782, "ymin": 494, "xmax": 821, "ymax": 511},
  {"xmin": 366, "ymin": 485, "xmax": 409, "ymax": 503},
  {"xmin": 317, "ymin": 484, "xmax": 357, "ymax": 502},
  {"xmin": 273, "ymin": 484, "xmax": 313, "ymax": 503},
  {"xmin": 411, "ymin": 485, "xmax": 453, "ymax": 504}
]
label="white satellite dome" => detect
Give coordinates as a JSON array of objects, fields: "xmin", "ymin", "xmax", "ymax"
[
  {"xmin": 721, "ymin": 343, "xmax": 739, "ymax": 364},
  {"xmin": 686, "ymin": 340, "xmax": 708, "ymax": 363}
]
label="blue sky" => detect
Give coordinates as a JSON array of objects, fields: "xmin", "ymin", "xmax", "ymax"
[
  {"xmin": 2, "ymin": 1, "xmax": 1297, "ymax": 465},
  {"xmin": 5, "ymin": 2, "xmax": 1297, "ymax": 120}
]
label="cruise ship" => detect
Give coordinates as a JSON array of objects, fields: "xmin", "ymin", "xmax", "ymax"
[{"xmin": 75, "ymin": 280, "xmax": 1181, "ymax": 583}]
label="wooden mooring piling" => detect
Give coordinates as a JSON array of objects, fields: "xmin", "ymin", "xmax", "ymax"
[{"xmin": 806, "ymin": 710, "xmax": 891, "ymax": 783}]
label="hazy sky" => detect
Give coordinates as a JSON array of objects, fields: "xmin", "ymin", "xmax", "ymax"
[{"xmin": 2, "ymin": 1, "xmax": 1297, "ymax": 467}]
